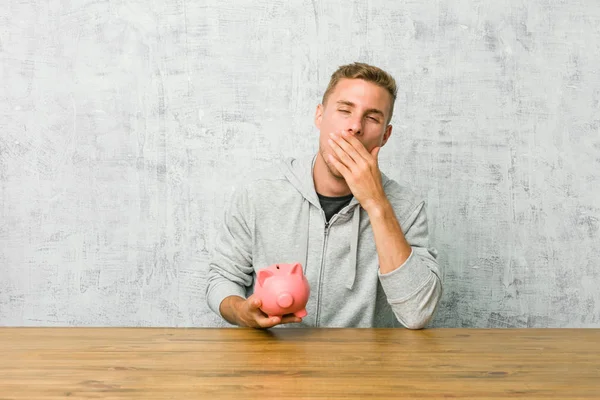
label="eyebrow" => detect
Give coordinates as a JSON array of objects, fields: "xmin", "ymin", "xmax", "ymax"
[{"xmin": 336, "ymin": 100, "xmax": 385, "ymax": 118}]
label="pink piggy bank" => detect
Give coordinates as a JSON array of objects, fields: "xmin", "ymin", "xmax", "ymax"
[{"xmin": 254, "ymin": 262, "xmax": 310, "ymax": 318}]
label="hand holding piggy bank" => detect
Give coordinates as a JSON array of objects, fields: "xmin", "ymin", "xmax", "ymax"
[{"xmin": 254, "ymin": 262, "xmax": 310, "ymax": 318}]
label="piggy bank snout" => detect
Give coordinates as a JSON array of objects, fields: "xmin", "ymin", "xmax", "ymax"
[
  {"xmin": 256, "ymin": 263, "xmax": 310, "ymax": 318},
  {"xmin": 277, "ymin": 292, "xmax": 294, "ymax": 308}
]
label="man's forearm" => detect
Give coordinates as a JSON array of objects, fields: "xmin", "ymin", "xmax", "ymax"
[
  {"xmin": 365, "ymin": 198, "xmax": 413, "ymax": 274},
  {"xmin": 219, "ymin": 295, "xmax": 244, "ymax": 326}
]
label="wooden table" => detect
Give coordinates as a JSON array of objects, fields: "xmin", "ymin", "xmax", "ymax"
[{"xmin": 0, "ymin": 328, "xmax": 599, "ymax": 399}]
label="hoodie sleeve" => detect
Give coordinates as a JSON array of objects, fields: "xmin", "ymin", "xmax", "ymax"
[
  {"xmin": 205, "ymin": 186, "xmax": 255, "ymax": 318},
  {"xmin": 378, "ymin": 201, "xmax": 443, "ymax": 329}
]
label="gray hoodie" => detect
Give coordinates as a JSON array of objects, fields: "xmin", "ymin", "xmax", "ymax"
[{"xmin": 206, "ymin": 153, "xmax": 443, "ymax": 328}]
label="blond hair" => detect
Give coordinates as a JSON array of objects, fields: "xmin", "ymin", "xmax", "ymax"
[{"xmin": 322, "ymin": 62, "xmax": 397, "ymax": 124}]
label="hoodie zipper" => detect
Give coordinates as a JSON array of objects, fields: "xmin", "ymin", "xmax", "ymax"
[
  {"xmin": 314, "ymin": 203, "xmax": 358, "ymax": 326},
  {"xmin": 315, "ymin": 219, "xmax": 330, "ymax": 327}
]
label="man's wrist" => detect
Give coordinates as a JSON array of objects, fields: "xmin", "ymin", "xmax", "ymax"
[
  {"xmin": 363, "ymin": 196, "xmax": 392, "ymax": 218},
  {"xmin": 220, "ymin": 295, "xmax": 244, "ymax": 326}
]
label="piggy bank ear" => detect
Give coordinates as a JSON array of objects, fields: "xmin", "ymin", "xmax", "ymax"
[
  {"xmin": 290, "ymin": 263, "xmax": 302, "ymax": 275},
  {"xmin": 257, "ymin": 269, "xmax": 274, "ymax": 287}
]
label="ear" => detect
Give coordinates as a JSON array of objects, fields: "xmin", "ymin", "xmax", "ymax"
[
  {"xmin": 257, "ymin": 269, "xmax": 274, "ymax": 287},
  {"xmin": 314, "ymin": 104, "xmax": 324, "ymax": 130},
  {"xmin": 290, "ymin": 263, "xmax": 301, "ymax": 275},
  {"xmin": 381, "ymin": 124, "xmax": 392, "ymax": 147}
]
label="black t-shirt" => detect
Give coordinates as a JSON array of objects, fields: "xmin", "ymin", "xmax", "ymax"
[{"xmin": 317, "ymin": 192, "xmax": 354, "ymax": 223}]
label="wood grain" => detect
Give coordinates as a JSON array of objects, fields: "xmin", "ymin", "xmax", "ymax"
[{"xmin": 0, "ymin": 328, "xmax": 599, "ymax": 399}]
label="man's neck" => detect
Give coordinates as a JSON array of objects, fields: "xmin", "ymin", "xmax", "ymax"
[{"xmin": 313, "ymin": 152, "xmax": 352, "ymax": 197}]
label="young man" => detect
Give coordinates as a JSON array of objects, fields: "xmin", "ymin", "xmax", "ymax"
[{"xmin": 206, "ymin": 62, "xmax": 442, "ymax": 329}]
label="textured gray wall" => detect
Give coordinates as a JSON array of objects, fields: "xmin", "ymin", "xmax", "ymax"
[{"xmin": 1, "ymin": 1, "xmax": 599, "ymax": 328}]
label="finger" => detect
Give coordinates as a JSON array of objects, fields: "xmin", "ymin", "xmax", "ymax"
[
  {"xmin": 328, "ymin": 136, "xmax": 357, "ymax": 171},
  {"xmin": 341, "ymin": 131, "xmax": 373, "ymax": 161},
  {"xmin": 329, "ymin": 132, "xmax": 362, "ymax": 165},
  {"xmin": 327, "ymin": 152, "xmax": 351, "ymax": 178},
  {"xmin": 247, "ymin": 296, "xmax": 262, "ymax": 310},
  {"xmin": 257, "ymin": 315, "xmax": 281, "ymax": 328}
]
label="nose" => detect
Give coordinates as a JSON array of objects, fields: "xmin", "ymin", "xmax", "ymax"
[{"xmin": 346, "ymin": 116, "xmax": 362, "ymax": 136}]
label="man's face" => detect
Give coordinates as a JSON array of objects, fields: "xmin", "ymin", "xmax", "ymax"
[{"xmin": 315, "ymin": 78, "xmax": 393, "ymax": 179}]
